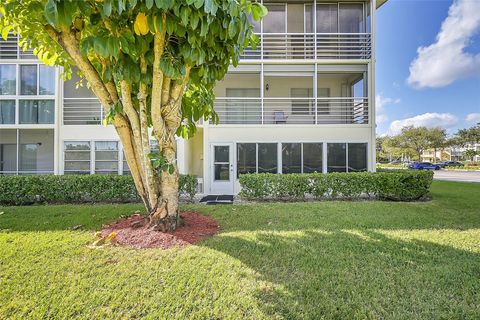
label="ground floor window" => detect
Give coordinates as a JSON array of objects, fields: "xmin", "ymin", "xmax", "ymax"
[
  {"xmin": 0, "ymin": 129, "xmax": 54, "ymax": 175},
  {"xmin": 64, "ymin": 141, "xmax": 91, "ymax": 174},
  {"xmin": 94, "ymin": 141, "xmax": 118, "ymax": 174},
  {"xmin": 236, "ymin": 141, "xmax": 366, "ymax": 177},
  {"xmin": 237, "ymin": 143, "xmax": 278, "ymax": 177},
  {"xmin": 327, "ymin": 142, "xmax": 367, "ymax": 172}
]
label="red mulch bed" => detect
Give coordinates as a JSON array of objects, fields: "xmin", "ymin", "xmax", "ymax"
[{"xmin": 101, "ymin": 211, "xmax": 220, "ymax": 249}]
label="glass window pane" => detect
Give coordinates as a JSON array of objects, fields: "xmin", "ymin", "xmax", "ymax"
[
  {"xmin": 20, "ymin": 65, "xmax": 37, "ymax": 95},
  {"xmin": 327, "ymin": 143, "xmax": 346, "ymax": 172},
  {"xmin": 214, "ymin": 145, "xmax": 229, "ymax": 163},
  {"xmin": 95, "ymin": 161, "xmax": 118, "ymax": 172},
  {"xmin": 19, "ymin": 100, "xmax": 55, "ymax": 124},
  {"xmin": 0, "ymin": 64, "xmax": 16, "ymax": 95},
  {"xmin": 39, "ymin": 65, "xmax": 55, "ymax": 95},
  {"xmin": 95, "ymin": 151, "xmax": 118, "ymax": 160},
  {"xmin": 65, "ymin": 141, "xmax": 90, "ymax": 151},
  {"xmin": 38, "ymin": 100, "xmax": 54, "ymax": 124},
  {"xmin": 214, "ymin": 163, "xmax": 230, "ymax": 181},
  {"xmin": 264, "ymin": 4, "xmax": 286, "ymax": 33},
  {"xmin": 95, "ymin": 141, "xmax": 118, "ymax": 151},
  {"xmin": 20, "ymin": 144, "xmax": 38, "ymax": 171},
  {"xmin": 19, "ymin": 129, "xmax": 54, "ymax": 173},
  {"xmin": 258, "ymin": 143, "xmax": 277, "ymax": 173},
  {"xmin": 303, "ymin": 143, "xmax": 323, "ymax": 173},
  {"xmin": 0, "ymin": 100, "xmax": 15, "ymax": 124},
  {"xmin": 237, "ymin": 143, "xmax": 256, "ymax": 176},
  {"xmin": 339, "ymin": 4, "xmax": 364, "ymax": 33},
  {"xmin": 65, "ymin": 161, "xmax": 91, "ymax": 171},
  {"xmin": 305, "ymin": 4, "xmax": 314, "ymax": 33},
  {"xmin": 316, "ymin": 4, "xmax": 338, "ymax": 33},
  {"xmin": 282, "ymin": 143, "xmax": 301, "ymax": 174},
  {"xmin": 348, "ymin": 143, "xmax": 367, "ymax": 172},
  {"xmin": 0, "ymin": 129, "xmax": 18, "ymax": 173},
  {"xmin": 65, "ymin": 151, "xmax": 90, "ymax": 161}
]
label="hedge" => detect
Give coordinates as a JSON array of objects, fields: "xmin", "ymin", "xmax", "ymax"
[
  {"xmin": 0, "ymin": 174, "xmax": 198, "ymax": 206},
  {"xmin": 239, "ymin": 171, "xmax": 434, "ymax": 201}
]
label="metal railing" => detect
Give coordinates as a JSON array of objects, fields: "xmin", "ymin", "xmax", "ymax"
[
  {"xmin": 214, "ymin": 97, "xmax": 368, "ymax": 125},
  {"xmin": 0, "ymin": 32, "xmax": 35, "ymax": 59},
  {"xmin": 63, "ymin": 98, "xmax": 103, "ymax": 125},
  {"xmin": 241, "ymin": 33, "xmax": 371, "ymax": 60}
]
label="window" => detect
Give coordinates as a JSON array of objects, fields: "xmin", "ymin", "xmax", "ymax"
[
  {"xmin": 316, "ymin": 4, "xmax": 338, "ymax": 33},
  {"xmin": 19, "ymin": 100, "xmax": 55, "ymax": 124},
  {"xmin": 263, "ymin": 4, "xmax": 286, "ymax": 33},
  {"xmin": 64, "ymin": 141, "xmax": 91, "ymax": 174},
  {"xmin": 122, "ymin": 153, "xmax": 131, "ymax": 175},
  {"xmin": 348, "ymin": 143, "xmax": 367, "ymax": 172},
  {"xmin": 237, "ymin": 143, "xmax": 256, "ymax": 176},
  {"xmin": 291, "ymin": 88, "xmax": 313, "ymax": 115},
  {"xmin": 214, "ymin": 145, "xmax": 230, "ymax": 181},
  {"xmin": 0, "ymin": 100, "xmax": 15, "ymax": 124},
  {"xmin": 20, "ymin": 64, "xmax": 55, "ymax": 95},
  {"xmin": 39, "ymin": 65, "xmax": 55, "ymax": 95},
  {"xmin": 258, "ymin": 143, "xmax": 277, "ymax": 173},
  {"xmin": 282, "ymin": 143, "xmax": 301, "ymax": 173},
  {"xmin": 0, "ymin": 64, "xmax": 16, "ymax": 95},
  {"xmin": 95, "ymin": 141, "xmax": 118, "ymax": 174},
  {"xmin": 339, "ymin": 4, "xmax": 365, "ymax": 33},
  {"xmin": 20, "ymin": 65, "xmax": 37, "ymax": 95},
  {"xmin": 327, "ymin": 143, "xmax": 368, "ymax": 173},
  {"xmin": 0, "ymin": 129, "xmax": 17, "ymax": 174},
  {"xmin": 327, "ymin": 143, "xmax": 347, "ymax": 172},
  {"xmin": 303, "ymin": 143, "xmax": 323, "ymax": 173}
]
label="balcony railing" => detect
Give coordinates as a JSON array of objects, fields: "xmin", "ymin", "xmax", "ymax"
[
  {"xmin": 63, "ymin": 98, "xmax": 103, "ymax": 125},
  {"xmin": 241, "ymin": 33, "xmax": 371, "ymax": 60},
  {"xmin": 0, "ymin": 33, "xmax": 35, "ymax": 59},
  {"xmin": 214, "ymin": 97, "xmax": 369, "ymax": 125}
]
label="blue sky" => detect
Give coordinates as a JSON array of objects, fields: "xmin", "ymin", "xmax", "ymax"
[{"xmin": 375, "ymin": 0, "xmax": 480, "ymax": 136}]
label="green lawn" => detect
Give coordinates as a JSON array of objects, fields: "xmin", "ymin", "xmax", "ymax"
[{"xmin": 1, "ymin": 181, "xmax": 479, "ymax": 319}]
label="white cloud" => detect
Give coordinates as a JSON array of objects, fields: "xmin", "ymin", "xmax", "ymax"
[
  {"xmin": 407, "ymin": 0, "xmax": 480, "ymax": 88},
  {"xmin": 466, "ymin": 113, "xmax": 480, "ymax": 123},
  {"xmin": 387, "ymin": 113, "xmax": 459, "ymax": 135},
  {"xmin": 376, "ymin": 94, "xmax": 400, "ymax": 124}
]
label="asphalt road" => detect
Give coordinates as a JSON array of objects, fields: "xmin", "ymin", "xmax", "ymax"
[{"xmin": 433, "ymin": 170, "xmax": 480, "ymax": 183}]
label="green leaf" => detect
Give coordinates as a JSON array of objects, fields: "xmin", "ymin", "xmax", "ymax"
[
  {"xmin": 1, "ymin": 27, "xmax": 11, "ymax": 41},
  {"xmin": 102, "ymin": 0, "xmax": 112, "ymax": 17},
  {"xmin": 44, "ymin": 0, "xmax": 59, "ymax": 26},
  {"xmin": 146, "ymin": 0, "xmax": 154, "ymax": 10},
  {"xmin": 193, "ymin": 0, "xmax": 204, "ymax": 9}
]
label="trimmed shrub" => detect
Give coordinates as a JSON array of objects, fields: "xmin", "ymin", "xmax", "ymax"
[
  {"xmin": 0, "ymin": 174, "xmax": 198, "ymax": 206},
  {"xmin": 239, "ymin": 171, "xmax": 433, "ymax": 202}
]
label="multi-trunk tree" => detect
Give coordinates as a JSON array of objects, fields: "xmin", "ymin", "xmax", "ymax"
[{"xmin": 1, "ymin": 0, "xmax": 266, "ymax": 231}]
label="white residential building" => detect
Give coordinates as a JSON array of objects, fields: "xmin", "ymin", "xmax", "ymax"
[{"xmin": 0, "ymin": 0, "xmax": 387, "ymax": 195}]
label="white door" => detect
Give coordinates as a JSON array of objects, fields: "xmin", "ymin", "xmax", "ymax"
[{"xmin": 210, "ymin": 143, "xmax": 234, "ymax": 194}]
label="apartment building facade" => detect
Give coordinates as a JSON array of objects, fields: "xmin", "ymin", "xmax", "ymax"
[{"xmin": 0, "ymin": 0, "xmax": 386, "ymax": 195}]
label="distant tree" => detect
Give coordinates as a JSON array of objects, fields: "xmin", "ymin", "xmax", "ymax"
[
  {"xmin": 454, "ymin": 123, "xmax": 480, "ymax": 147},
  {"xmin": 396, "ymin": 126, "xmax": 432, "ymax": 161},
  {"xmin": 428, "ymin": 128, "xmax": 447, "ymax": 162},
  {"xmin": 0, "ymin": 0, "xmax": 267, "ymax": 231},
  {"xmin": 463, "ymin": 149, "xmax": 478, "ymax": 161}
]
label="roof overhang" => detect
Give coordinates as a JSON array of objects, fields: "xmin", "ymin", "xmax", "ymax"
[{"xmin": 377, "ymin": 0, "xmax": 388, "ymax": 9}]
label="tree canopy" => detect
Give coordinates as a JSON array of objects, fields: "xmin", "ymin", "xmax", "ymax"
[{"xmin": 0, "ymin": 0, "xmax": 267, "ymax": 230}]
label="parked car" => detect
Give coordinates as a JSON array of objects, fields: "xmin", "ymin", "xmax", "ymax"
[
  {"xmin": 408, "ymin": 162, "xmax": 441, "ymax": 170},
  {"xmin": 437, "ymin": 161, "xmax": 464, "ymax": 168}
]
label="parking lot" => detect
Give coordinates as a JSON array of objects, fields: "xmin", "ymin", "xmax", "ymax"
[{"xmin": 434, "ymin": 170, "xmax": 480, "ymax": 183}]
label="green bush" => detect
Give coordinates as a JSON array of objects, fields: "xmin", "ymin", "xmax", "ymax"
[
  {"xmin": 239, "ymin": 171, "xmax": 433, "ymax": 202},
  {"xmin": 0, "ymin": 174, "xmax": 198, "ymax": 206}
]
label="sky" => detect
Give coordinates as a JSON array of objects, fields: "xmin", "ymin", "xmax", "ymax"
[{"xmin": 375, "ymin": 0, "xmax": 480, "ymax": 136}]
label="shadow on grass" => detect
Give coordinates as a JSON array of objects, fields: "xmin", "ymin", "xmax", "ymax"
[{"xmin": 202, "ymin": 227, "xmax": 480, "ymax": 319}]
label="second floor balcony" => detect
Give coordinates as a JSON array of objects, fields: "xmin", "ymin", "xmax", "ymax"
[{"xmin": 242, "ymin": 1, "xmax": 372, "ymax": 61}]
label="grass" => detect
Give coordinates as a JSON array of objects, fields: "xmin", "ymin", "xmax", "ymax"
[{"xmin": 1, "ymin": 181, "xmax": 479, "ymax": 319}]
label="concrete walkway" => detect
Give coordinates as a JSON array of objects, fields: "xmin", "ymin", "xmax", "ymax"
[{"xmin": 433, "ymin": 170, "xmax": 480, "ymax": 183}]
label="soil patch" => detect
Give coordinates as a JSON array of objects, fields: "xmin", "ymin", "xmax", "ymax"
[{"xmin": 100, "ymin": 211, "xmax": 219, "ymax": 249}]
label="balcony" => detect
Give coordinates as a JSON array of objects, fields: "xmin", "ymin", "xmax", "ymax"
[
  {"xmin": 63, "ymin": 98, "xmax": 103, "ymax": 125},
  {"xmin": 242, "ymin": 33, "xmax": 371, "ymax": 60},
  {"xmin": 214, "ymin": 97, "xmax": 369, "ymax": 125},
  {"xmin": 0, "ymin": 33, "xmax": 35, "ymax": 60}
]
